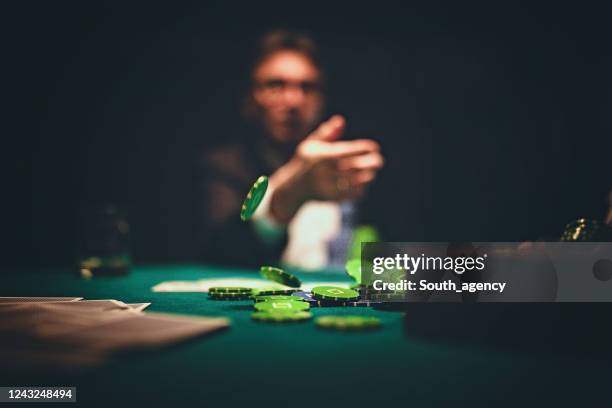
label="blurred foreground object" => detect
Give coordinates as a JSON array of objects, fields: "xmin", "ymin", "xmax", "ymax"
[{"xmin": 0, "ymin": 298, "xmax": 228, "ymax": 369}]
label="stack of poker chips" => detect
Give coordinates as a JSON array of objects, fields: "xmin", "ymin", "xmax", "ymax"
[{"xmin": 207, "ymin": 265, "xmax": 383, "ymax": 329}]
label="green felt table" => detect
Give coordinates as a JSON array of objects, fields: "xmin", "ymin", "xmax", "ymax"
[{"xmin": 1, "ymin": 265, "xmax": 610, "ymax": 407}]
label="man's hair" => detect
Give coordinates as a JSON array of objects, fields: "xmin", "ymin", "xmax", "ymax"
[{"xmin": 249, "ymin": 30, "xmax": 325, "ymax": 80}]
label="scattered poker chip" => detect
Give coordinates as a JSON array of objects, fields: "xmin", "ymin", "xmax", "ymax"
[
  {"xmin": 311, "ymin": 286, "xmax": 359, "ymax": 301},
  {"xmin": 253, "ymin": 299, "xmax": 310, "ymax": 312},
  {"xmin": 315, "ymin": 315, "xmax": 382, "ymax": 331},
  {"xmin": 260, "ymin": 266, "xmax": 302, "ymax": 288},
  {"xmin": 311, "ymin": 297, "xmax": 347, "ymax": 307},
  {"xmin": 209, "ymin": 292, "xmax": 252, "ymax": 298},
  {"xmin": 208, "ymin": 287, "xmax": 253, "ymax": 300},
  {"xmin": 208, "ymin": 293, "xmax": 253, "ymax": 300},
  {"xmin": 273, "ymin": 291, "xmax": 382, "ymax": 307},
  {"xmin": 240, "ymin": 175, "xmax": 269, "ymax": 221},
  {"xmin": 345, "ymin": 259, "xmax": 361, "ymax": 283},
  {"xmin": 253, "ymin": 288, "xmax": 299, "ymax": 296},
  {"xmin": 253, "ymin": 295, "xmax": 303, "ymax": 303},
  {"xmin": 208, "ymin": 287, "xmax": 253, "ymax": 294},
  {"xmin": 251, "ymin": 311, "xmax": 312, "ymax": 323}
]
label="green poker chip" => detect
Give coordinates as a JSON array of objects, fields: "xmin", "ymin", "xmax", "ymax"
[
  {"xmin": 315, "ymin": 315, "xmax": 381, "ymax": 331},
  {"xmin": 208, "ymin": 287, "xmax": 253, "ymax": 300},
  {"xmin": 253, "ymin": 299, "xmax": 310, "ymax": 312},
  {"xmin": 251, "ymin": 311, "xmax": 312, "ymax": 323},
  {"xmin": 253, "ymin": 295, "xmax": 303, "ymax": 303},
  {"xmin": 260, "ymin": 266, "xmax": 301, "ymax": 288},
  {"xmin": 311, "ymin": 286, "xmax": 359, "ymax": 301},
  {"xmin": 208, "ymin": 287, "xmax": 252, "ymax": 294},
  {"xmin": 240, "ymin": 175, "xmax": 269, "ymax": 221},
  {"xmin": 209, "ymin": 293, "xmax": 252, "ymax": 300},
  {"xmin": 253, "ymin": 288, "xmax": 299, "ymax": 296}
]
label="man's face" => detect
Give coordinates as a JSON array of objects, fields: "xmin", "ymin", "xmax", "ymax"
[{"xmin": 252, "ymin": 50, "xmax": 323, "ymax": 143}]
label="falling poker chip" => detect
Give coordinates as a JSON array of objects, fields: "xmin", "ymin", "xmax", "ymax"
[
  {"xmin": 260, "ymin": 266, "xmax": 302, "ymax": 288},
  {"xmin": 251, "ymin": 311, "xmax": 312, "ymax": 323},
  {"xmin": 311, "ymin": 286, "xmax": 359, "ymax": 301},
  {"xmin": 315, "ymin": 315, "xmax": 382, "ymax": 331},
  {"xmin": 240, "ymin": 175, "xmax": 269, "ymax": 221},
  {"xmin": 253, "ymin": 299, "xmax": 310, "ymax": 313}
]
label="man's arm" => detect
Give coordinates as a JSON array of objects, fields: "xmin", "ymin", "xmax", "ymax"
[
  {"xmin": 199, "ymin": 115, "xmax": 384, "ymax": 267},
  {"xmin": 268, "ymin": 115, "xmax": 384, "ymax": 224}
]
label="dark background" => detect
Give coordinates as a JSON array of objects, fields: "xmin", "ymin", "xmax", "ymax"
[{"xmin": 4, "ymin": 1, "xmax": 611, "ymax": 269}]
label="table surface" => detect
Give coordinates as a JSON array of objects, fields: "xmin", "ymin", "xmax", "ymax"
[{"xmin": 2, "ymin": 265, "xmax": 610, "ymax": 407}]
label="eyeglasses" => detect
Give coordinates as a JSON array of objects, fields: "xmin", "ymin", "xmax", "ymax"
[{"xmin": 255, "ymin": 79, "xmax": 322, "ymax": 99}]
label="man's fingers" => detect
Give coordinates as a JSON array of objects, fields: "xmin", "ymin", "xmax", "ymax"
[
  {"xmin": 307, "ymin": 115, "xmax": 346, "ymax": 141},
  {"xmin": 324, "ymin": 139, "xmax": 380, "ymax": 158},
  {"xmin": 301, "ymin": 139, "xmax": 379, "ymax": 158},
  {"xmin": 337, "ymin": 151, "xmax": 384, "ymax": 171},
  {"xmin": 333, "ymin": 169, "xmax": 378, "ymax": 195},
  {"xmin": 348, "ymin": 169, "xmax": 378, "ymax": 186}
]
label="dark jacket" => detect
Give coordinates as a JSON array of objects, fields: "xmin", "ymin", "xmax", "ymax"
[{"xmin": 198, "ymin": 130, "xmax": 298, "ymax": 267}]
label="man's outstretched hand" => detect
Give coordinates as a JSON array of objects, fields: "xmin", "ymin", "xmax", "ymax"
[{"xmin": 269, "ymin": 115, "xmax": 384, "ymax": 225}]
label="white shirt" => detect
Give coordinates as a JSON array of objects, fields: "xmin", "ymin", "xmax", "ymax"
[{"xmin": 251, "ymin": 184, "xmax": 343, "ymax": 270}]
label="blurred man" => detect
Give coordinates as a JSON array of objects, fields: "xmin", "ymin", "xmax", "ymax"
[{"xmin": 200, "ymin": 31, "xmax": 384, "ymax": 268}]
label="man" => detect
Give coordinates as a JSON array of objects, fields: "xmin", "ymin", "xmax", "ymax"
[{"xmin": 200, "ymin": 31, "xmax": 384, "ymax": 268}]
